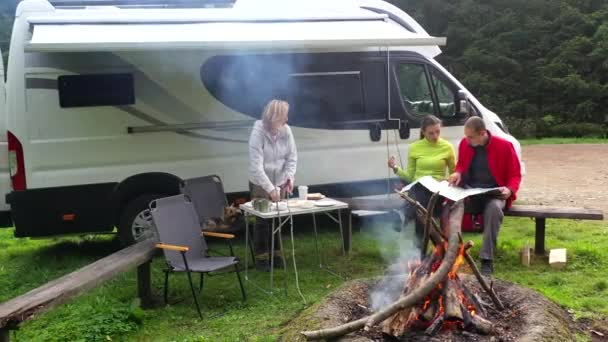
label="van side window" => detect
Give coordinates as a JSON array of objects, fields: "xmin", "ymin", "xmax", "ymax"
[
  {"xmin": 286, "ymin": 72, "xmax": 364, "ymax": 125},
  {"xmin": 57, "ymin": 73, "xmax": 135, "ymax": 108},
  {"xmin": 429, "ymin": 71, "xmax": 455, "ymax": 116},
  {"xmin": 395, "ymin": 64, "xmax": 434, "ymax": 117},
  {"xmin": 201, "ymin": 54, "xmax": 370, "ymax": 129}
]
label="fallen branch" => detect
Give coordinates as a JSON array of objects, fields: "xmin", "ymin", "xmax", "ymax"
[{"xmin": 300, "ymin": 232, "xmax": 461, "ymax": 340}]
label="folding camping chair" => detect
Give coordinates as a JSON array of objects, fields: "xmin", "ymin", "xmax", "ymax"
[
  {"xmin": 181, "ymin": 175, "xmax": 255, "ymax": 264},
  {"xmin": 150, "ymin": 194, "xmax": 246, "ymax": 318}
]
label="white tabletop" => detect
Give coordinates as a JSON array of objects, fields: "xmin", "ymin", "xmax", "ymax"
[{"xmin": 239, "ymin": 198, "xmax": 348, "ymax": 219}]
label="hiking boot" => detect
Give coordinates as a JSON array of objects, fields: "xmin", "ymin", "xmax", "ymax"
[{"xmin": 480, "ymin": 259, "xmax": 493, "ymax": 276}]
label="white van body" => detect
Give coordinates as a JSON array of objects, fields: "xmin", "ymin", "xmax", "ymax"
[{"xmin": 1, "ymin": 0, "xmax": 522, "ymax": 242}]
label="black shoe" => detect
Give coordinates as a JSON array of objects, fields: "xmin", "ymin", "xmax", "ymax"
[{"xmin": 480, "ymin": 259, "xmax": 493, "ymax": 276}]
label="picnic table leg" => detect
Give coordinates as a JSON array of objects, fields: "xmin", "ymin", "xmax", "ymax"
[
  {"xmin": 1, "ymin": 327, "xmax": 10, "ymax": 342},
  {"xmin": 341, "ymin": 209, "xmax": 352, "ymax": 254},
  {"xmin": 535, "ymin": 218, "xmax": 546, "ymax": 255},
  {"xmin": 137, "ymin": 260, "xmax": 153, "ymax": 308}
]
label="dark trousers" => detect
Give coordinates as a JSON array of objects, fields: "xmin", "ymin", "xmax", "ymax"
[{"xmin": 249, "ymin": 182, "xmax": 284, "ymax": 258}]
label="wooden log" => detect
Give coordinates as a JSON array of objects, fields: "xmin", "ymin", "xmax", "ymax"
[
  {"xmin": 421, "ymin": 192, "xmax": 441, "ymax": 259},
  {"xmin": 461, "ymin": 283, "xmax": 487, "ymax": 318},
  {"xmin": 0, "ymin": 239, "xmax": 157, "ymax": 330},
  {"xmin": 421, "ymin": 301, "xmax": 437, "ymax": 322},
  {"xmin": 425, "ymin": 316, "xmax": 444, "ymax": 336},
  {"xmin": 468, "ymin": 314, "xmax": 495, "ymax": 335},
  {"xmin": 443, "ymin": 279, "xmax": 463, "ymax": 321},
  {"xmin": 301, "ymin": 232, "xmax": 461, "ymax": 341}
]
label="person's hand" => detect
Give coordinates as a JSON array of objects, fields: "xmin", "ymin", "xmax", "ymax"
[
  {"xmin": 498, "ymin": 186, "xmax": 512, "ymax": 200},
  {"xmin": 387, "ymin": 156, "xmax": 397, "ymax": 170},
  {"xmin": 282, "ymin": 179, "xmax": 293, "ymax": 194},
  {"xmin": 269, "ymin": 189, "xmax": 280, "ymax": 202},
  {"xmin": 447, "ymin": 172, "xmax": 461, "ymax": 186}
]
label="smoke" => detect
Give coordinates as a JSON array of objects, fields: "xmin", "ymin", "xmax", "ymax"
[{"xmin": 367, "ymin": 215, "xmax": 420, "ymax": 312}]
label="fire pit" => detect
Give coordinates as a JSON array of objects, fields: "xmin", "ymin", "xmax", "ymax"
[
  {"xmin": 296, "ymin": 193, "xmax": 576, "ymax": 341},
  {"xmin": 294, "ymin": 275, "xmax": 575, "ymax": 341}
]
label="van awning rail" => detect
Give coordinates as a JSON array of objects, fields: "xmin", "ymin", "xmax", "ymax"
[{"xmin": 26, "ymin": 20, "xmax": 446, "ymax": 52}]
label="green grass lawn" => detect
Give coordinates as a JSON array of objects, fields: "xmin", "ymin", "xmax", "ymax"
[
  {"xmin": 519, "ymin": 137, "xmax": 608, "ymax": 145},
  {"xmin": 1, "ymin": 216, "xmax": 607, "ymax": 341}
]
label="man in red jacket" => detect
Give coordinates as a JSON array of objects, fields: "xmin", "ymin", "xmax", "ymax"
[{"xmin": 447, "ymin": 116, "xmax": 522, "ymax": 275}]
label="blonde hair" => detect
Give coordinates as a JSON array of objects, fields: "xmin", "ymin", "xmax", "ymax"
[{"xmin": 262, "ymin": 99, "xmax": 289, "ymax": 133}]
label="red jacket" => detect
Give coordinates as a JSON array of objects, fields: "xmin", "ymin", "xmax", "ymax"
[{"xmin": 455, "ymin": 134, "xmax": 522, "ymax": 208}]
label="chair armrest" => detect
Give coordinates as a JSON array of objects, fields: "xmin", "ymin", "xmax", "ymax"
[
  {"xmin": 202, "ymin": 231, "xmax": 235, "ymax": 239},
  {"xmin": 156, "ymin": 243, "xmax": 189, "ymax": 252}
]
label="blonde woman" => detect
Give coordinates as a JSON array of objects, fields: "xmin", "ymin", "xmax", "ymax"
[{"xmin": 248, "ymin": 99, "xmax": 297, "ymax": 270}]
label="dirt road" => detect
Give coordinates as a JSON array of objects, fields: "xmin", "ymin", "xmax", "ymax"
[{"xmin": 518, "ymin": 144, "xmax": 608, "ymax": 218}]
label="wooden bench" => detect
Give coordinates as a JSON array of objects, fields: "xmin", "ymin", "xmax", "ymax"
[
  {"xmin": 0, "ymin": 239, "xmax": 157, "ymax": 342},
  {"xmin": 335, "ymin": 198, "xmax": 604, "ymax": 256},
  {"xmin": 505, "ymin": 205, "xmax": 604, "ymax": 255}
]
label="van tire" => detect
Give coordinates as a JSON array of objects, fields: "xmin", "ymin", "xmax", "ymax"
[{"xmin": 118, "ymin": 193, "xmax": 163, "ymax": 245}]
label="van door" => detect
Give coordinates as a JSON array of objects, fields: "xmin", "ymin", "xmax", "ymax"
[{"xmin": 0, "ymin": 48, "xmax": 12, "ymax": 227}]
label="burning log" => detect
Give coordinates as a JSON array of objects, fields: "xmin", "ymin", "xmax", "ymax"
[
  {"xmin": 300, "ymin": 232, "xmax": 461, "ymax": 341},
  {"xmin": 424, "ymin": 316, "xmax": 444, "ymax": 336},
  {"xmin": 443, "ymin": 279, "xmax": 463, "ymax": 321}
]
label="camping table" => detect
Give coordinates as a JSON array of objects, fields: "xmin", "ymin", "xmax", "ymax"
[{"xmin": 240, "ymin": 199, "xmax": 349, "ymax": 301}]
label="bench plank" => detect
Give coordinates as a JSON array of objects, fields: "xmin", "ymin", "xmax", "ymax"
[
  {"xmin": 0, "ymin": 239, "xmax": 157, "ymax": 330},
  {"xmin": 506, "ymin": 205, "xmax": 604, "ymax": 220}
]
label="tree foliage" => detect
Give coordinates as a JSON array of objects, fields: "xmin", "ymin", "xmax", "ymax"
[{"xmin": 391, "ymin": 0, "xmax": 608, "ymax": 138}]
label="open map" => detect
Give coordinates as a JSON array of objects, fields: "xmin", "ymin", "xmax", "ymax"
[{"xmin": 400, "ymin": 176, "xmax": 501, "ymax": 202}]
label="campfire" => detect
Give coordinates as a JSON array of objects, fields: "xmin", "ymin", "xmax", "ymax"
[
  {"xmin": 382, "ymin": 239, "xmax": 494, "ymax": 338},
  {"xmin": 302, "ymin": 192, "xmax": 505, "ymax": 340}
]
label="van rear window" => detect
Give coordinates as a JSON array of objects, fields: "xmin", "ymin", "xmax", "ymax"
[{"xmin": 58, "ymin": 73, "xmax": 135, "ymax": 108}]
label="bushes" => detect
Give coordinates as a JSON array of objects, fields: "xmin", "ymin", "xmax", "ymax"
[{"xmin": 504, "ymin": 116, "xmax": 608, "ymax": 139}]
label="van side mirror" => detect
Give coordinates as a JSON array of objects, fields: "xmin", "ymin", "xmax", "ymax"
[
  {"xmin": 455, "ymin": 90, "xmax": 469, "ymax": 117},
  {"xmin": 398, "ymin": 120, "xmax": 410, "ymax": 139}
]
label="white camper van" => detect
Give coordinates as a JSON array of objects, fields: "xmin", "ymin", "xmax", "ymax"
[{"xmin": 0, "ymin": 0, "xmax": 521, "ymax": 243}]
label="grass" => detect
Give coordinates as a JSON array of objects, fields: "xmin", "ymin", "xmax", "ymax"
[
  {"xmin": 1, "ymin": 216, "xmax": 607, "ymax": 341},
  {"xmin": 519, "ymin": 137, "xmax": 607, "ymax": 145}
]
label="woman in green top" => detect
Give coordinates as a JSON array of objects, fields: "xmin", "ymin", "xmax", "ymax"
[{"xmin": 387, "ymin": 115, "xmax": 456, "ymax": 246}]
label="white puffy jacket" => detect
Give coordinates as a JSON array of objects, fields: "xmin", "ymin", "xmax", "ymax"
[{"xmin": 248, "ymin": 120, "xmax": 298, "ymax": 194}]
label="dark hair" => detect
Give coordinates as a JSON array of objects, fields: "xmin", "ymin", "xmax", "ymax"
[
  {"xmin": 464, "ymin": 116, "xmax": 486, "ymax": 133},
  {"xmin": 419, "ymin": 115, "xmax": 442, "ymax": 139}
]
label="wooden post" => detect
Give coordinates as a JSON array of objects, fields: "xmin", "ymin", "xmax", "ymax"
[
  {"xmin": 137, "ymin": 261, "xmax": 153, "ymax": 308},
  {"xmin": 0, "ymin": 327, "xmax": 9, "ymax": 342},
  {"xmin": 535, "ymin": 218, "xmax": 546, "ymax": 255}
]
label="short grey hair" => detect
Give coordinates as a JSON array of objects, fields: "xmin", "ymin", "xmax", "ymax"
[{"xmin": 464, "ymin": 116, "xmax": 486, "ymax": 133}]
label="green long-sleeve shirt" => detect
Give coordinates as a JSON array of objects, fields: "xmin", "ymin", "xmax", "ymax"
[{"xmin": 394, "ymin": 137, "xmax": 456, "ymax": 182}]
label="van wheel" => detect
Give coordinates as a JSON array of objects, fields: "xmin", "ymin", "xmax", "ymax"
[{"xmin": 118, "ymin": 193, "xmax": 163, "ymax": 245}]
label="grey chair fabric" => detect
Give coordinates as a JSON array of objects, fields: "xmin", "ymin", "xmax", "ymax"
[
  {"xmin": 150, "ymin": 194, "xmax": 246, "ymax": 317},
  {"xmin": 181, "ymin": 175, "xmax": 254, "ymax": 263},
  {"xmin": 181, "ymin": 175, "xmax": 229, "ymax": 230}
]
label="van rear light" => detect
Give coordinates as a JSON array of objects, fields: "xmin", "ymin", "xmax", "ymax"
[{"xmin": 7, "ymin": 131, "xmax": 26, "ymax": 191}]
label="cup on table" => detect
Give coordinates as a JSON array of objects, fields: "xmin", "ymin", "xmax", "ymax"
[{"xmin": 298, "ymin": 185, "xmax": 308, "ymax": 200}]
